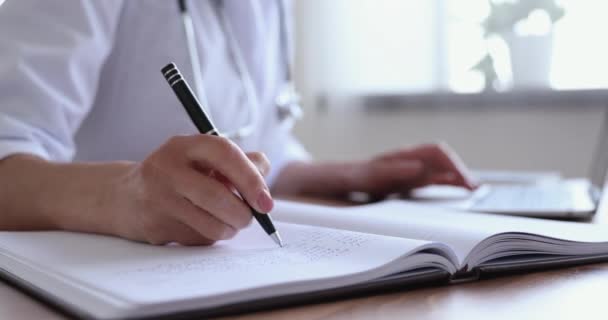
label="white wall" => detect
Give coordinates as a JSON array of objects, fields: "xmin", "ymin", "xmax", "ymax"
[
  {"xmin": 292, "ymin": 104, "xmax": 605, "ymax": 178},
  {"xmin": 292, "ymin": 2, "xmax": 606, "ymax": 178}
]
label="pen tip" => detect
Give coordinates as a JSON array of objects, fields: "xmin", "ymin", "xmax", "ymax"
[{"xmin": 270, "ymin": 232, "xmax": 284, "ymax": 248}]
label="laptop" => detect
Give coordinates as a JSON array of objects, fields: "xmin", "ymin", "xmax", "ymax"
[{"xmin": 411, "ymin": 111, "xmax": 608, "ymax": 220}]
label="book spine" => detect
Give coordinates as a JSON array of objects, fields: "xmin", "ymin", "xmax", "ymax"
[{"xmin": 448, "ymin": 268, "xmax": 481, "ymax": 284}]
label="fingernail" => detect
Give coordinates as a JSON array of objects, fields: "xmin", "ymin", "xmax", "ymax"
[{"xmin": 256, "ymin": 189, "xmax": 274, "ymax": 213}]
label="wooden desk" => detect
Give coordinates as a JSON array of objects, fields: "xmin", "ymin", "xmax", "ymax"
[{"xmin": 3, "ymin": 192, "xmax": 608, "ymax": 320}]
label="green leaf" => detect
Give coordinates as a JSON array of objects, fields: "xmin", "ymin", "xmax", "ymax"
[
  {"xmin": 481, "ymin": 0, "xmax": 565, "ymax": 37},
  {"xmin": 471, "ymin": 54, "xmax": 498, "ymax": 90}
]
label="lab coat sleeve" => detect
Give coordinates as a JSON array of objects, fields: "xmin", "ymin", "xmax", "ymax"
[
  {"xmin": 262, "ymin": 130, "xmax": 311, "ymax": 188},
  {"xmin": 0, "ymin": 0, "xmax": 124, "ymax": 161},
  {"xmin": 260, "ymin": 0, "xmax": 311, "ymax": 187}
]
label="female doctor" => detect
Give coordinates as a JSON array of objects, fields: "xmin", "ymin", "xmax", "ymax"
[{"xmin": 0, "ymin": 0, "xmax": 476, "ymax": 245}]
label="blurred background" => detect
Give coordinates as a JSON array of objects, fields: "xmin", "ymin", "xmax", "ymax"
[
  {"xmin": 292, "ymin": 0, "xmax": 608, "ymax": 178},
  {"xmin": 1, "ymin": 0, "xmax": 604, "ymax": 179}
]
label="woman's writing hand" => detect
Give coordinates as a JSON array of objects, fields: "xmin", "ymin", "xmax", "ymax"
[{"xmin": 109, "ymin": 135, "xmax": 273, "ymax": 245}]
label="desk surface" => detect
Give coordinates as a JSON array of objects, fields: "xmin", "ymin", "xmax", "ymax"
[{"xmin": 3, "ymin": 193, "xmax": 608, "ymax": 320}]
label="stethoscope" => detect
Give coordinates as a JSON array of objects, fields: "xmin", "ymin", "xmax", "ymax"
[{"xmin": 177, "ymin": 0, "xmax": 302, "ymax": 140}]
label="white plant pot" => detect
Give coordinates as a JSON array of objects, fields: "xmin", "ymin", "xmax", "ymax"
[{"xmin": 502, "ymin": 31, "xmax": 554, "ymax": 90}]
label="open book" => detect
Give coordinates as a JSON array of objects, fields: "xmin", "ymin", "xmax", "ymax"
[{"xmin": 2, "ymin": 199, "xmax": 608, "ymax": 319}]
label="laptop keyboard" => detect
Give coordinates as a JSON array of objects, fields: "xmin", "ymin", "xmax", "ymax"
[{"xmin": 471, "ymin": 185, "xmax": 575, "ymax": 211}]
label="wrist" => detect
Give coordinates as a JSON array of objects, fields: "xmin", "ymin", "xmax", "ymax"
[
  {"xmin": 44, "ymin": 161, "xmax": 136, "ymax": 236},
  {"xmin": 340, "ymin": 160, "xmax": 369, "ymax": 192},
  {"xmin": 272, "ymin": 160, "xmax": 365, "ymax": 198},
  {"xmin": 0, "ymin": 155, "xmax": 56, "ymax": 229}
]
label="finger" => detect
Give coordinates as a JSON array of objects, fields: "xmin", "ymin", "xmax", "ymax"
[
  {"xmin": 374, "ymin": 147, "xmax": 420, "ymax": 162},
  {"xmin": 435, "ymin": 155, "xmax": 477, "ymax": 190},
  {"xmin": 414, "ymin": 143, "xmax": 477, "ymax": 190},
  {"xmin": 137, "ymin": 215, "xmax": 214, "ymax": 246},
  {"xmin": 426, "ymin": 172, "xmax": 460, "ymax": 186},
  {"xmin": 246, "ymin": 152, "xmax": 271, "ymax": 177},
  {"xmin": 168, "ymin": 193, "xmax": 238, "ymax": 241},
  {"xmin": 210, "ymin": 171, "xmax": 238, "ymax": 194},
  {"xmin": 184, "ymin": 135, "xmax": 274, "ymax": 213},
  {"xmin": 173, "ymin": 168, "xmax": 253, "ymax": 230},
  {"xmin": 379, "ymin": 143, "xmax": 477, "ymax": 190},
  {"xmin": 149, "ymin": 220, "xmax": 219, "ymax": 246},
  {"xmin": 170, "ymin": 222, "xmax": 218, "ymax": 246}
]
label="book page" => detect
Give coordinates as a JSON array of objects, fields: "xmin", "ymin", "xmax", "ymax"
[
  {"xmin": 272, "ymin": 200, "xmax": 608, "ymax": 268},
  {"xmin": 0, "ymin": 222, "xmax": 450, "ymax": 317},
  {"xmin": 273, "ymin": 200, "xmax": 489, "ymax": 265}
]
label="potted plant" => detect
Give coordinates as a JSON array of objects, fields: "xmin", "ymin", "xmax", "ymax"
[{"xmin": 472, "ymin": 0, "xmax": 565, "ymax": 91}]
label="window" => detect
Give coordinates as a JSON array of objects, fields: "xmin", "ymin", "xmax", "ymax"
[
  {"xmin": 295, "ymin": 0, "xmax": 443, "ymax": 95},
  {"xmin": 295, "ymin": 0, "xmax": 608, "ymax": 95},
  {"xmin": 447, "ymin": 0, "xmax": 608, "ymax": 92}
]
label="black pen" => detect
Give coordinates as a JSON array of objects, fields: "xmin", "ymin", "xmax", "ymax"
[{"xmin": 161, "ymin": 62, "xmax": 284, "ymax": 247}]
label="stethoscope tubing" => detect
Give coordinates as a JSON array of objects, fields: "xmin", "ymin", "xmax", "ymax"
[{"xmin": 178, "ymin": 0, "xmax": 300, "ymax": 140}]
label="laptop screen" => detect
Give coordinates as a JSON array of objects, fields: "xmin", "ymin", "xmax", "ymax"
[{"xmin": 589, "ymin": 109, "xmax": 608, "ymax": 189}]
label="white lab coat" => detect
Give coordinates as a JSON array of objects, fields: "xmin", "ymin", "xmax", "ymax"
[{"xmin": 0, "ymin": 0, "xmax": 308, "ymax": 186}]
